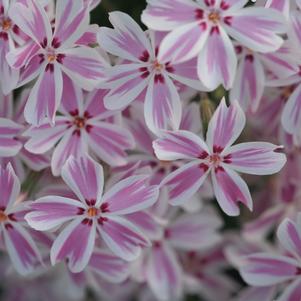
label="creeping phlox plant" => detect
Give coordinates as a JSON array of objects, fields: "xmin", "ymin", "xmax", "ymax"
[{"xmin": 0, "ymin": 0, "xmax": 300, "ymax": 300}]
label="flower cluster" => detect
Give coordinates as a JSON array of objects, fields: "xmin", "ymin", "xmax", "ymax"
[{"xmin": 0, "ymin": 0, "xmax": 299, "ymax": 301}]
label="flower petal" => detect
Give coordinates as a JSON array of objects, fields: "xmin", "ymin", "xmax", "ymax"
[
  {"xmin": 146, "ymin": 243, "xmax": 182, "ymax": 301},
  {"xmin": 144, "ymin": 73, "xmax": 182, "ymax": 134},
  {"xmin": 153, "ymin": 130, "xmax": 208, "ymax": 160},
  {"xmin": 61, "ymin": 156, "xmax": 104, "ymax": 205},
  {"xmin": 225, "ymin": 142, "xmax": 286, "ymax": 175},
  {"xmin": 277, "ymin": 279, "xmax": 301, "ymax": 301},
  {"xmin": 87, "ymin": 121, "xmax": 135, "ymax": 166},
  {"xmin": 98, "ymin": 11, "xmax": 152, "ymax": 62},
  {"xmin": 206, "ymin": 98, "xmax": 245, "ymax": 151},
  {"xmin": 240, "ymin": 253, "xmax": 298, "ymax": 286},
  {"xmin": 99, "ymin": 215, "xmax": 150, "ymax": 261},
  {"xmin": 102, "ymin": 175, "xmax": 159, "ymax": 215},
  {"xmin": 197, "ymin": 26, "xmax": 237, "ymax": 90},
  {"xmin": 230, "ymin": 53, "xmax": 265, "ymax": 113},
  {"xmin": 88, "ymin": 250, "xmax": 129, "ymax": 283},
  {"xmin": 60, "ymin": 47, "xmax": 106, "ymax": 91},
  {"xmin": 211, "ymin": 166, "xmax": 252, "ymax": 216},
  {"xmin": 224, "ymin": 7, "xmax": 285, "ymax": 53},
  {"xmin": 25, "ymin": 196, "xmax": 85, "ymax": 231},
  {"xmin": 51, "ymin": 217, "xmax": 96, "ymax": 273},
  {"xmin": 3, "ymin": 222, "xmax": 42, "ymax": 275},
  {"xmin": 24, "ymin": 63, "xmax": 63, "ymax": 126},
  {"xmin": 162, "ymin": 161, "xmax": 210, "ymax": 206}
]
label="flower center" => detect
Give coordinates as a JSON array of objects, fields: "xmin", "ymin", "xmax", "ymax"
[
  {"xmin": 87, "ymin": 207, "xmax": 98, "ymax": 217},
  {"xmin": 0, "ymin": 210, "xmax": 7, "ymax": 222},
  {"xmin": 1, "ymin": 18, "xmax": 11, "ymax": 31},
  {"xmin": 153, "ymin": 60, "xmax": 163, "ymax": 72},
  {"xmin": 208, "ymin": 11, "xmax": 220, "ymax": 24},
  {"xmin": 209, "ymin": 154, "xmax": 221, "ymax": 166},
  {"xmin": 74, "ymin": 116, "xmax": 86, "ymax": 128}
]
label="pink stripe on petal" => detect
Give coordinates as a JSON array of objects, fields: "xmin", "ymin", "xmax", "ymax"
[
  {"xmin": 102, "ymin": 175, "xmax": 159, "ymax": 215},
  {"xmin": 197, "ymin": 26, "xmax": 236, "ymax": 90},
  {"xmin": 25, "ymin": 196, "xmax": 84, "ymax": 231},
  {"xmin": 87, "ymin": 121, "xmax": 135, "ymax": 166},
  {"xmin": 278, "ymin": 279, "xmax": 301, "ymax": 301},
  {"xmin": 206, "ymin": 99, "xmax": 246, "ymax": 151},
  {"xmin": 226, "ymin": 142, "xmax": 286, "ymax": 175},
  {"xmin": 163, "ymin": 161, "xmax": 210, "ymax": 205},
  {"xmin": 153, "ymin": 130, "xmax": 208, "ymax": 161},
  {"xmin": 3, "ymin": 223, "xmax": 41, "ymax": 275},
  {"xmin": 51, "ymin": 218, "xmax": 96, "ymax": 273},
  {"xmin": 212, "ymin": 166, "xmax": 252, "ymax": 216},
  {"xmin": 19, "ymin": 147, "xmax": 50, "ymax": 171},
  {"xmin": 240, "ymin": 254, "xmax": 298, "ymax": 286},
  {"xmin": 144, "ymin": 73, "xmax": 182, "ymax": 134},
  {"xmin": 99, "ymin": 216, "xmax": 150, "ymax": 261},
  {"xmin": 62, "ymin": 156, "xmax": 104, "ymax": 205}
]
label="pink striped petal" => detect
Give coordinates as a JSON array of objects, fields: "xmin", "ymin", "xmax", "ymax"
[
  {"xmin": 88, "ymin": 250, "xmax": 129, "ymax": 283},
  {"xmin": 211, "ymin": 166, "xmax": 252, "ymax": 216},
  {"xmin": 142, "ymin": 0, "xmax": 199, "ymax": 30},
  {"xmin": 158, "ymin": 22, "xmax": 209, "ymax": 64},
  {"xmin": 98, "ymin": 215, "xmax": 150, "ymax": 261},
  {"xmin": 87, "ymin": 121, "xmax": 135, "ymax": 166},
  {"xmin": 281, "ymin": 84, "xmax": 301, "ymax": 136},
  {"xmin": 54, "ymin": 0, "xmax": 89, "ymax": 49},
  {"xmin": 24, "ymin": 117, "xmax": 69, "ymax": 154},
  {"xmin": 76, "ymin": 24, "xmax": 99, "ymax": 46},
  {"xmin": 162, "ymin": 161, "xmax": 210, "ymax": 205},
  {"xmin": 59, "ymin": 74, "xmax": 84, "ymax": 116},
  {"xmin": 3, "ymin": 223, "xmax": 41, "ymax": 275},
  {"xmin": 24, "ymin": 63, "xmax": 63, "ymax": 126},
  {"xmin": 225, "ymin": 142, "xmax": 286, "ymax": 175},
  {"xmin": 144, "ymin": 73, "xmax": 182, "ymax": 134},
  {"xmin": 289, "ymin": 12, "xmax": 301, "ymax": 47},
  {"xmin": 197, "ymin": 26, "xmax": 236, "ymax": 90},
  {"xmin": 240, "ymin": 253, "xmax": 298, "ymax": 286},
  {"xmin": 0, "ymin": 163, "xmax": 20, "ymax": 210},
  {"xmin": 146, "ymin": 243, "xmax": 182, "ymax": 301},
  {"xmin": 104, "ymin": 64, "xmax": 150, "ymax": 110},
  {"xmin": 25, "ymin": 196, "xmax": 85, "ymax": 231},
  {"xmin": 8, "ymin": 0, "xmax": 52, "ymax": 46},
  {"xmin": 153, "ymin": 130, "xmax": 208, "ymax": 160},
  {"xmin": 225, "ymin": 7, "xmax": 285, "ymax": 53},
  {"xmin": 102, "ymin": 175, "xmax": 159, "ymax": 215},
  {"xmin": 167, "ymin": 212, "xmax": 221, "ymax": 250},
  {"xmin": 180, "ymin": 102, "xmax": 202, "ymax": 132},
  {"xmin": 98, "ymin": 11, "xmax": 152, "ymax": 62},
  {"xmin": 220, "ymin": 0, "xmax": 248, "ymax": 11},
  {"xmin": 230, "ymin": 53, "xmax": 265, "ymax": 113},
  {"xmin": 277, "ymin": 218, "xmax": 301, "ymax": 259},
  {"xmin": 51, "ymin": 218, "xmax": 96, "ymax": 273},
  {"xmin": 206, "ymin": 99, "xmax": 246, "ymax": 151},
  {"xmin": 278, "ymin": 279, "xmax": 301, "ymax": 301},
  {"xmin": 236, "ymin": 287, "xmax": 276, "ymax": 301},
  {"xmin": 51, "ymin": 129, "xmax": 86, "ymax": 176},
  {"xmin": 60, "ymin": 47, "xmax": 106, "ymax": 91},
  {"xmin": 265, "ymin": 0, "xmax": 290, "ymax": 18},
  {"xmin": 61, "ymin": 156, "xmax": 104, "ymax": 205}
]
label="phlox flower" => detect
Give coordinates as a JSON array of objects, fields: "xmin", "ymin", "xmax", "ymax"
[
  {"xmin": 142, "ymin": 0, "xmax": 286, "ymax": 90},
  {"xmin": 25, "ymin": 156, "xmax": 159, "ymax": 272},
  {"xmin": 0, "ymin": 163, "xmax": 42, "ymax": 275},
  {"xmin": 98, "ymin": 11, "xmax": 207, "ymax": 134},
  {"xmin": 240, "ymin": 215, "xmax": 301, "ymax": 301},
  {"xmin": 23, "ymin": 76, "xmax": 134, "ymax": 176},
  {"xmin": 6, "ymin": 0, "xmax": 107, "ymax": 125},
  {"xmin": 153, "ymin": 99, "xmax": 287, "ymax": 216}
]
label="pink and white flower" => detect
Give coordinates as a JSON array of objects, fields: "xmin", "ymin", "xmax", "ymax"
[
  {"xmin": 142, "ymin": 0, "xmax": 286, "ymax": 90},
  {"xmin": 0, "ymin": 163, "xmax": 42, "ymax": 275},
  {"xmin": 98, "ymin": 12, "xmax": 206, "ymax": 134},
  {"xmin": 6, "ymin": 0, "xmax": 107, "ymax": 125},
  {"xmin": 25, "ymin": 156, "xmax": 159, "ymax": 272},
  {"xmin": 23, "ymin": 76, "xmax": 134, "ymax": 176},
  {"xmin": 153, "ymin": 99, "xmax": 287, "ymax": 215}
]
